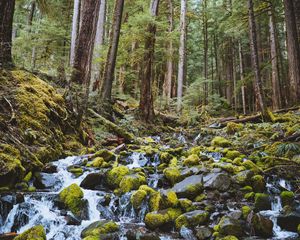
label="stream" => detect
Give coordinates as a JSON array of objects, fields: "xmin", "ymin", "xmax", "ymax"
[{"xmin": 0, "ymin": 135, "xmax": 300, "ymax": 239}]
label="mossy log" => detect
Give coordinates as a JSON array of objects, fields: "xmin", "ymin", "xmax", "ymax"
[{"xmin": 88, "ymin": 109, "xmax": 134, "ymax": 142}]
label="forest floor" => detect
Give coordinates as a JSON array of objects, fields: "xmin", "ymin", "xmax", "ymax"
[{"xmin": 1, "ymin": 70, "xmax": 300, "ymax": 239}]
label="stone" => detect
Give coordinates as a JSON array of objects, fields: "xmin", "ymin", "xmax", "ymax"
[
  {"xmin": 250, "ymin": 213, "xmax": 273, "ymax": 238},
  {"xmin": 254, "ymin": 193, "xmax": 271, "ymax": 211},
  {"xmin": 233, "ymin": 170, "xmax": 254, "ymax": 186},
  {"xmin": 195, "ymin": 226, "xmax": 212, "ymax": 240},
  {"xmin": 175, "ymin": 210, "xmax": 209, "ymax": 229},
  {"xmin": 280, "ymin": 191, "xmax": 294, "ymax": 207},
  {"xmin": 203, "ymin": 173, "xmax": 231, "ymax": 191},
  {"xmin": 14, "ymin": 225, "xmax": 46, "ymax": 240},
  {"xmin": 81, "ymin": 220, "xmax": 119, "ymax": 238},
  {"xmin": 80, "ymin": 172, "xmax": 105, "ymax": 190},
  {"xmin": 251, "ymin": 175, "xmax": 266, "ymax": 193},
  {"xmin": 171, "ymin": 175, "xmax": 203, "ymax": 199},
  {"xmin": 277, "ymin": 210, "xmax": 300, "ymax": 232},
  {"xmin": 218, "ymin": 217, "xmax": 243, "ymax": 237}
]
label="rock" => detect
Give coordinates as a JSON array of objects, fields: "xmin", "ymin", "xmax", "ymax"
[
  {"xmin": 86, "ymin": 157, "xmax": 104, "ymax": 168},
  {"xmin": 59, "ymin": 183, "xmax": 85, "ymax": 218},
  {"xmin": 183, "ymin": 154, "xmax": 200, "ymax": 166},
  {"xmin": 242, "ymin": 160, "xmax": 261, "ymax": 175},
  {"xmin": 171, "ymin": 175, "xmax": 203, "ymax": 199},
  {"xmin": 226, "ymin": 122, "xmax": 243, "ymax": 134},
  {"xmin": 241, "ymin": 206, "xmax": 251, "ymax": 219},
  {"xmin": 160, "ymin": 190, "xmax": 179, "ymax": 209},
  {"xmin": 280, "ymin": 191, "xmax": 294, "ymax": 206},
  {"xmin": 80, "ymin": 172, "xmax": 105, "ymax": 190},
  {"xmin": 203, "ymin": 173, "xmax": 231, "ymax": 191},
  {"xmin": 145, "ymin": 208, "xmax": 182, "ymax": 230},
  {"xmin": 250, "ymin": 213, "xmax": 273, "ymax": 238},
  {"xmin": 228, "ymin": 210, "xmax": 242, "ymax": 220},
  {"xmin": 195, "ymin": 226, "xmax": 212, "ymax": 240},
  {"xmin": 126, "ymin": 229, "xmax": 160, "ymax": 240},
  {"xmin": 278, "ymin": 210, "xmax": 300, "ymax": 232},
  {"xmin": 81, "ymin": 220, "xmax": 119, "ymax": 239},
  {"xmin": 65, "ymin": 214, "xmax": 81, "ymax": 225},
  {"xmin": 163, "ymin": 167, "xmax": 182, "ymax": 185},
  {"xmin": 14, "ymin": 225, "xmax": 46, "ymax": 240},
  {"xmin": 254, "ymin": 193, "xmax": 271, "ymax": 211},
  {"xmin": 175, "ymin": 210, "xmax": 209, "ymax": 229},
  {"xmin": 33, "ymin": 172, "xmax": 60, "ymax": 190},
  {"xmin": 159, "ymin": 152, "xmax": 174, "ymax": 164},
  {"xmin": 211, "ymin": 137, "xmax": 231, "ymax": 147},
  {"xmin": 0, "ymin": 233, "xmax": 18, "ymax": 240},
  {"xmin": 119, "ymin": 173, "xmax": 146, "ymax": 193},
  {"xmin": 218, "ymin": 217, "xmax": 243, "ymax": 237},
  {"xmin": 93, "ymin": 149, "xmax": 116, "ymax": 162},
  {"xmin": 251, "ymin": 175, "xmax": 265, "ymax": 193},
  {"xmin": 225, "ymin": 150, "xmax": 242, "ymax": 160},
  {"xmin": 130, "ymin": 189, "xmax": 148, "ymax": 210},
  {"xmin": 233, "ymin": 170, "xmax": 254, "ymax": 185},
  {"xmin": 106, "ymin": 165, "xmax": 129, "ymax": 189},
  {"xmin": 42, "ymin": 163, "xmax": 57, "ymax": 173}
]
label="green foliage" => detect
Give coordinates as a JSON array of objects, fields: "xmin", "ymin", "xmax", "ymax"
[{"xmin": 276, "ymin": 143, "xmax": 300, "ymax": 157}]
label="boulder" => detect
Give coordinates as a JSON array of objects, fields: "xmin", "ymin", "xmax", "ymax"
[
  {"xmin": 233, "ymin": 170, "xmax": 254, "ymax": 186},
  {"xmin": 175, "ymin": 210, "xmax": 209, "ymax": 229},
  {"xmin": 33, "ymin": 172, "xmax": 60, "ymax": 190},
  {"xmin": 106, "ymin": 166, "xmax": 129, "ymax": 189},
  {"xmin": 81, "ymin": 220, "xmax": 119, "ymax": 239},
  {"xmin": 14, "ymin": 225, "xmax": 46, "ymax": 240},
  {"xmin": 218, "ymin": 217, "xmax": 243, "ymax": 237},
  {"xmin": 145, "ymin": 208, "xmax": 182, "ymax": 230},
  {"xmin": 171, "ymin": 175, "xmax": 203, "ymax": 199},
  {"xmin": 254, "ymin": 193, "xmax": 271, "ymax": 211},
  {"xmin": 250, "ymin": 213, "xmax": 273, "ymax": 238},
  {"xmin": 203, "ymin": 173, "xmax": 231, "ymax": 191},
  {"xmin": 278, "ymin": 210, "xmax": 300, "ymax": 232},
  {"xmin": 195, "ymin": 226, "xmax": 212, "ymax": 240},
  {"xmin": 80, "ymin": 172, "xmax": 105, "ymax": 190}
]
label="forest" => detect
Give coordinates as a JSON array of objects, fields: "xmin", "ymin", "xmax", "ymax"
[{"xmin": 0, "ymin": 0, "xmax": 300, "ymax": 239}]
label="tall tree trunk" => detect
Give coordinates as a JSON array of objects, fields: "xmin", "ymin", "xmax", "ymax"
[
  {"xmin": 283, "ymin": 0, "xmax": 300, "ymax": 104},
  {"xmin": 92, "ymin": 0, "xmax": 106, "ymax": 91},
  {"xmin": 238, "ymin": 40, "xmax": 247, "ymax": 115},
  {"xmin": 0, "ymin": 0, "xmax": 15, "ymax": 68},
  {"xmin": 177, "ymin": 0, "xmax": 187, "ymax": 112},
  {"xmin": 203, "ymin": 0, "xmax": 208, "ymax": 105},
  {"xmin": 269, "ymin": 6, "xmax": 282, "ymax": 110},
  {"xmin": 100, "ymin": 0, "xmax": 124, "ymax": 112},
  {"xmin": 163, "ymin": 0, "xmax": 173, "ymax": 105},
  {"xmin": 139, "ymin": 0, "xmax": 160, "ymax": 121},
  {"xmin": 27, "ymin": 1, "xmax": 36, "ymax": 29},
  {"xmin": 70, "ymin": 0, "xmax": 81, "ymax": 67},
  {"xmin": 248, "ymin": 0, "xmax": 269, "ymax": 120},
  {"xmin": 70, "ymin": 0, "xmax": 100, "ymax": 124},
  {"xmin": 293, "ymin": 0, "xmax": 300, "ymax": 39}
]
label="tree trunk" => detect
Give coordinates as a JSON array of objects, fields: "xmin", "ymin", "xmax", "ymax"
[
  {"xmin": 100, "ymin": 0, "xmax": 125, "ymax": 111},
  {"xmin": 70, "ymin": 0, "xmax": 81, "ymax": 67},
  {"xmin": 203, "ymin": 0, "xmax": 208, "ymax": 105},
  {"xmin": 163, "ymin": 0, "xmax": 173, "ymax": 105},
  {"xmin": 177, "ymin": 0, "xmax": 187, "ymax": 112},
  {"xmin": 293, "ymin": 0, "xmax": 300, "ymax": 39},
  {"xmin": 70, "ymin": 0, "xmax": 100, "ymax": 124},
  {"xmin": 0, "ymin": 0, "xmax": 15, "ymax": 68},
  {"xmin": 283, "ymin": 0, "xmax": 300, "ymax": 104},
  {"xmin": 238, "ymin": 40, "xmax": 246, "ymax": 115},
  {"xmin": 247, "ymin": 0, "xmax": 269, "ymax": 120},
  {"xmin": 269, "ymin": 7, "xmax": 282, "ymax": 110},
  {"xmin": 139, "ymin": 0, "xmax": 160, "ymax": 121}
]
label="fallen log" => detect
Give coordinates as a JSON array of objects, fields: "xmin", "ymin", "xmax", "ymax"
[{"xmin": 88, "ymin": 109, "xmax": 135, "ymax": 142}]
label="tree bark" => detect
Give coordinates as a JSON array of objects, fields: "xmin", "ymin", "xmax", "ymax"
[
  {"xmin": 283, "ymin": 0, "xmax": 300, "ymax": 104},
  {"xmin": 177, "ymin": 0, "xmax": 187, "ymax": 112},
  {"xmin": 70, "ymin": 0, "xmax": 81, "ymax": 67},
  {"xmin": 238, "ymin": 40, "xmax": 246, "ymax": 115},
  {"xmin": 203, "ymin": 0, "xmax": 208, "ymax": 105},
  {"xmin": 100, "ymin": 0, "xmax": 125, "ymax": 110},
  {"xmin": 269, "ymin": 6, "xmax": 282, "ymax": 110},
  {"xmin": 139, "ymin": 0, "xmax": 160, "ymax": 121},
  {"xmin": 247, "ymin": 0, "xmax": 269, "ymax": 120},
  {"xmin": 0, "ymin": 0, "xmax": 15, "ymax": 68}
]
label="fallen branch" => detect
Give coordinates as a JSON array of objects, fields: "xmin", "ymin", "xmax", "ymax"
[
  {"xmin": 88, "ymin": 108, "xmax": 135, "ymax": 142},
  {"xmin": 3, "ymin": 97, "xmax": 15, "ymax": 123}
]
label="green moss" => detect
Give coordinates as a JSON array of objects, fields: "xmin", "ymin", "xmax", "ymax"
[
  {"xmin": 162, "ymin": 191, "xmax": 179, "ymax": 208},
  {"xmin": 194, "ymin": 194, "xmax": 206, "ymax": 202},
  {"xmin": 221, "ymin": 236, "xmax": 239, "ymax": 240},
  {"xmin": 15, "ymin": 225, "xmax": 46, "ymax": 240},
  {"xmin": 179, "ymin": 199, "xmax": 194, "ymax": 212},
  {"xmin": 149, "ymin": 192, "xmax": 162, "ymax": 212},
  {"xmin": 59, "ymin": 183, "xmax": 84, "ymax": 217},
  {"xmin": 211, "ymin": 137, "xmax": 232, "ymax": 147},
  {"xmin": 94, "ymin": 150, "xmax": 115, "ymax": 162},
  {"xmin": 226, "ymin": 122, "xmax": 243, "ymax": 134},
  {"xmin": 81, "ymin": 220, "xmax": 119, "ymax": 238},
  {"xmin": 139, "ymin": 185, "xmax": 156, "ymax": 194},
  {"xmin": 244, "ymin": 192, "xmax": 255, "ymax": 200},
  {"xmin": 242, "ymin": 160, "xmax": 261, "ymax": 174},
  {"xmin": 160, "ymin": 152, "xmax": 174, "ymax": 164},
  {"xmin": 68, "ymin": 167, "xmax": 83, "ymax": 177},
  {"xmin": 86, "ymin": 157, "xmax": 104, "ymax": 168},
  {"xmin": 131, "ymin": 190, "xmax": 147, "ymax": 209},
  {"xmin": 119, "ymin": 173, "xmax": 146, "ymax": 193},
  {"xmin": 23, "ymin": 172, "xmax": 32, "ymax": 182},
  {"xmin": 251, "ymin": 175, "xmax": 265, "ymax": 192},
  {"xmin": 175, "ymin": 210, "xmax": 209, "ymax": 229},
  {"xmin": 107, "ymin": 166, "xmax": 129, "ymax": 189},
  {"xmin": 145, "ymin": 212, "xmax": 170, "ymax": 230},
  {"xmin": 163, "ymin": 167, "xmax": 181, "ymax": 185},
  {"xmin": 254, "ymin": 193, "xmax": 271, "ymax": 211},
  {"xmin": 241, "ymin": 186, "xmax": 253, "ymax": 192},
  {"xmin": 28, "ymin": 186, "xmax": 36, "ymax": 192},
  {"xmin": 242, "ymin": 206, "xmax": 251, "ymax": 219},
  {"xmin": 297, "ymin": 224, "xmax": 300, "ymax": 234},
  {"xmin": 225, "ymin": 151, "xmax": 241, "ymax": 160},
  {"xmin": 183, "ymin": 154, "xmax": 200, "ymax": 166},
  {"xmin": 280, "ymin": 191, "xmax": 294, "ymax": 206}
]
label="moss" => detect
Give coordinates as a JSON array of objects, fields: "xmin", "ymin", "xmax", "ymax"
[
  {"xmin": 86, "ymin": 157, "xmax": 104, "ymax": 168},
  {"xmin": 160, "ymin": 152, "xmax": 174, "ymax": 164},
  {"xmin": 162, "ymin": 191, "xmax": 179, "ymax": 208},
  {"xmin": 167, "ymin": 208, "xmax": 182, "ymax": 221},
  {"xmin": 212, "ymin": 163, "xmax": 235, "ymax": 173},
  {"xmin": 244, "ymin": 192, "xmax": 255, "ymax": 200},
  {"xmin": 242, "ymin": 160, "xmax": 261, "ymax": 174},
  {"xmin": 226, "ymin": 122, "xmax": 243, "ymax": 134},
  {"xmin": 149, "ymin": 192, "xmax": 162, "ymax": 212},
  {"xmin": 242, "ymin": 206, "xmax": 251, "ymax": 219},
  {"xmin": 183, "ymin": 154, "xmax": 200, "ymax": 166},
  {"xmin": 175, "ymin": 210, "xmax": 209, "ymax": 229},
  {"xmin": 139, "ymin": 185, "xmax": 156, "ymax": 194},
  {"xmin": 59, "ymin": 183, "xmax": 84, "ymax": 217},
  {"xmin": 297, "ymin": 224, "xmax": 300, "ymax": 234},
  {"xmin": 131, "ymin": 190, "xmax": 147, "ymax": 209},
  {"xmin": 15, "ymin": 182, "xmax": 28, "ymax": 191},
  {"xmin": 81, "ymin": 220, "xmax": 119, "ymax": 238},
  {"xmin": 211, "ymin": 137, "xmax": 232, "ymax": 147},
  {"xmin": 225, "ymin": 151, "xmax": 241, "ymax": 160},
  {"xmin": 188, "ymin": 146, "xmax": 202, "ymax": 156},
  {"xmin": 221, "ymin": 236, "xmax": 239, "ymax": 240},
  {"xmin": 94, "ymin": 150, "xmax": 115, "ymax": 162},
  {"xmin": 23, "ymin": 172, "xmax": 32, "ymax": 182},
  {"xmin": 15, "ymin": 225, "xmax": 46, "ymax": 240},
  {"xmin": 68, "ymin": 167, "xmax": 83, "ymax": 177},
  {"xmin": 241, "ymin": 186, "xmax": 253, "ymax": 192},
  {"xmin": 280, "ymin": 191, "xmax": 294, "ymax": 206},
  {"xmin": 107, "ymin": 166, "xmax": 129, "ymax": 189},
  {"xmin": 251, "ymin": 175, "xmax": 265, "ymax": 193},
  {"xmin": 163, "ymin": 167, "xmax": 181, "ymax": 185},
  {"xmin": 254, "ymin": 193, "xmax": 271, "ymax": 211},
  {"xmin": 144, "ymin": 212, "xmax": 170, "ymax": 230},
  {"xmin": 179, "ymin": 199, "xmax": 196, "ymax": 212},
  {"xmin": 119, "ymin": 173, "xmax": 146, "ymax": 193},
  {"xmin": 194, "ymin": 194, "xmax": 206, "ymax": 202},
  {"xmin": 28, "ymin": 186, "xmax": 36, "ymax": 192}
]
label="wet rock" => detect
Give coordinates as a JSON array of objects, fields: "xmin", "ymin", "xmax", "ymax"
[
  {"xmin": 203, "ymin": 173, "xmax": 231, "ymax": 191},
  {"xmin": 254, "ymin": 193, "xmax": 271, "ymax": 211},
  {"xmin": 277, "ymin": 210, "xmax": 300, "ymax": 232},
  {"xmin": 80, "ymin": 172, "xmax": 105, "ymax": 190},
  {"xmin": 11, "ymin": 202, "xmax": 31, "ymax": 232},
  {"xmin": 211, "ymin": 136, "xmax": 231, "ymax": 147},
  {"xmin": 218, "ymin": 216, "xmax": 243, "ymax": 237},
  {"xmin": 33, "ymin": 172, "xmax": 60, "ymax": 190},
  {"xmin": 65, "ymin": 214, "xmax": 81, "ymax": 225},
  {"xmin": 175, "ymin": 210, "xmax": 209, "ymax": 229},
  {"xmin": 14, "ymin": 225, "xmax": 46, "ymax": 240},
  {"xmin": 250, "ymin": 213, "xmax": 273, "ymax": 238},
  {"xmin": 126, "ymin": 229, "xmax": 160, "ymax": 240},
  {"xmin": 145, "ymin": 209, "xmax": 182, "ymax": 231},
  {"xmin": 180, "ymin": 227, "xmax": 197, "ymax": 240},
  {"xmin": 42, "ymin": 163, "xmax": 57, "ymax": 173},
  {"xmin": 195, "ymin": 226, "xmax": 212, "ymax": 240},
  {"xmin": 0, "ymin": 195, "xmax": 16, "ymax": 224},
  {"xmin": 280, "ymin": 191, "xmax": 294, "ymax": 207},
  {"xmin": 228, "ymin": 210, "xmax": 242, "ymax": 220},
  {"xmin": 171, "ymin": 175, "xmax": 203, "ymax": 199},
  {"xmin": 233, "ymin": 170, "xmax": 254, "ymax": 185},
  {"xmin": 119, "ymin": 173, "xmax": 147, "ymax": 193},
  {"xmin": 81, "ymin": 220, "xmax": 119, "ymax": 238},
  {"xmin": 251, "ymin": 175, "xmax": 266, "ymax": 193},
  {"xmin": 163, "ymin": 167, "xmax": 182, "ymax": 185},
  {"xmin": 106, "ymin": 165, "xmax": 129, "ymax": 189}
]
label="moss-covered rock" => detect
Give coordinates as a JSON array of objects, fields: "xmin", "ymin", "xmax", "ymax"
[
  {"xmin": 159, "ymin": 152, "xmax": 174, "ymax": 164},
  {"xmin": 250, "ymin": 213, "xmax": 273, "ymax": 238},
  {"xmin": 131, "ymin": 189, "xmax": 148, "ymax": 209},
  {"xmin": 171, "ymin": 175, "xmax": 203, "ymax": 199},
  {"xmin": 183, "ymin": 154, "xmax": 200, "ymax": 166},
  {"xmin": 211, "ymin": 137, "xmax": 231, "ymax": 147},
  {"xmin": 221, "ymin": 236, "xmax": 239, "ymax": 240},
  {"xmin": 251, "ymin": 175, "xmax": 265, "ymax": 192},
  {"xmin": 218, "ymin": 216, "xmax": 243, "ymax": 237},
  {"xmin": 280, "ymin": 191, "xmax": 294, "ymax": 207},
  {"xmin": 93, "ymin": 150, "xmax": 115, "ymax": 162},
  {"xmin": 119, "ymin": 173, "xmax": 146, "ymax": 193},
  {"xmin": 86, "ymin": 157, "xmax": 104, "ymax": 168},
  {"xmin": 145, "ymin": 208, "xmax": 181, "ymax": 230},
  {"xmin": 175, "ymin": 210, "xmax": 209, "ymax": 229},
  {"xmin": 254, "ymin": 193, "xmax": 271, "ymax": 211},
  {"xmin": 163, "ymin": 167, "xmax": 181, "ymax": 185},
  {"xmin": 233, "ymin": 170, "xmax": 254, "ymax": 186},
  {"xmin": 81, "ymin": 220, "xmax": 119, "ymax": 238},
  {"xmin": 59, "ymin": 183, "xmax": 84, "ymax": 217},
  {"xmin": 160, "ymin": 190, "xmax": 178, "ymax": 208},
  {"xmin": 15, "ymin": 225, "xmax": 46, "ymax": 240},
  {"xmin": 106, "ymin": 165, "xmax": 129, "ymax": 189},
  {"xmin": 242, "ymin": 160, "xmax": 261, "ymax": 174},
  {"xmin": 241, "ymin": 206, "xmax": 251, "ymax": 219},
  {"xmin": 225, "ymin": 150, "xmax": 242, "ymax": 160},
  {"xmin": 226, "ymin": 122, "xmax": 243, "ymax": 134}
]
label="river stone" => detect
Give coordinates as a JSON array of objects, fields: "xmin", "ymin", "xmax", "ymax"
[
  {"xmin": 277, "ymin": 210, "xmax": 300, "ymax": 232},
  {"xmin": 254, "ymin": 193, "xmax": 271, "ymax": 211},
  {"xmin": 195, "ymin": 226, "xmax": 212, "ymax": 240},
  {"xmin": 250, "ymin": 213, "xmax": 273, "ymax": 238},
  {"xmin": 171, "ymin": 175, "xmax": 203, "ymax": 199},
  {"xmin": 203, "ymin": 173, "xmax": 231, "ymax": 191},
  {"xmin": 232, "ymin": 170, "xmax": 254, "ymax": 185},
  {"xmin": 175, "ymin": 210, "xmax": 209, "ymax": 229},
  {"xmin": 33, "ymin": 172, "xmax": 61, "ymax": 190},
  {"xmin": 218, "ymin": 216, "xmax": 243, "ymax": 237},
  {"xmin": 81, "ymin": 220, "xmax": 119, "ymax": 238},
  {"xmin": 126, "ymin": 229, "xmax": 160, "ymax": 240},
  {"xmin": 80, "ymin": 172, "xmax": 105, "ymax": 190}
]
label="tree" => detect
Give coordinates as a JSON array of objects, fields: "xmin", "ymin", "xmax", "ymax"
[
  {"xmin": 0, "ymin": 0, "xmax": 16, "ymax": 68},
  {"xmin": 283, "ymin": 0, "xmax": 300, "ymax": 104},
  {"xmin": 247, "ymin": 0, "xmax": 268, "ymax": 120},
  {"xmin": 100, "ymin": 0, "xmax": 125, "ymax": 112},
  {"xmin": 177, "ymin": 0, "xmax": 187, "ymax": 112},
  {"xmin": 139, "ymin": 0, "xmax": 160, "ymax": 121},
  {"xmin": 70, "ymin": 0, "xmax": 81, "ymax": 67},
  {"xmin": 70, "ymin": 0, "xmax": 100, "ymax": 124}
]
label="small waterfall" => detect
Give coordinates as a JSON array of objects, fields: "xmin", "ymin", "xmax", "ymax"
[
  {"xmin": 180, "ymin": 227, "xmax": 197, "ymax": 240},
  {"xmin": 201, "ymin": 151, "xmax": 223, "ymax": 162}
]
